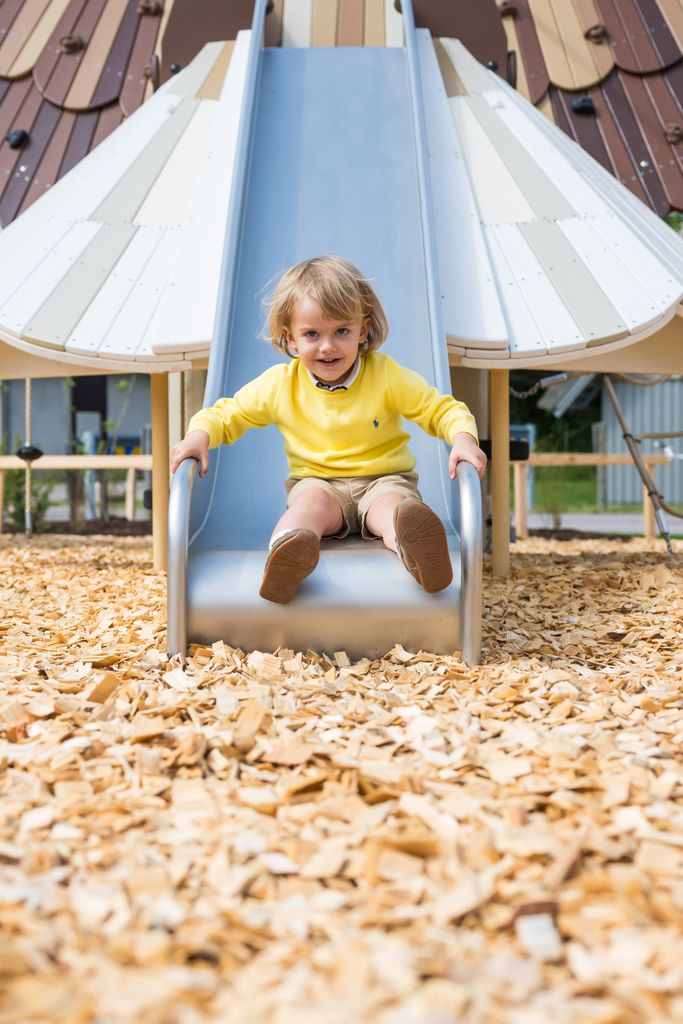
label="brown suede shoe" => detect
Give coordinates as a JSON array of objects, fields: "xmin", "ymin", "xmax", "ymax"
[
  {"xmin": 259, "ymin": 529, "xmax": 320, "ymax": 604},
  {"xmin": 393, "ymin": 499, "xmax": 453, "ymax": 593}
]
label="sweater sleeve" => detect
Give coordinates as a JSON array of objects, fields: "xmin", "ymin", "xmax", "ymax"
[
  {"xmin": 385, "ymin": 357, "xmax": 478, "ymax": 444},
  {"xmin": 185, "ymin": 365, "xmax": 282, "ymax": 449}
]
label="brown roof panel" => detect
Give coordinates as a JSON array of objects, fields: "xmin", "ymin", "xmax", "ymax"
[
  {"xmin": 90, "ymin": 96, "xmax": 122, "ymax": 146},
  {"xmin": 89, "ymin": 0, "xmax": 143, "ymax": 108},
  {"xmin": 0, "ymin": 0, "xmax": 28, "ymax": 50},
  {"xmin": 619, "ymin": 66, "xmax": 683, "ymax": 209},
  {"xmin": 33, "ymin": 0, "xmax": 105, "ymax": 107},
  {"xmin": 0, "ymin": 0, "xmax": 49, "ymax": 77},
  {"xmin": 499, "ymin": 0, "xmax": 550, "ymax": 103},
  {"xmin": 337, "ymin": 0, "xmax": 364, "ymax": 47},
  {"xmin": 160, "ymin": 0, "xmax": 255, "ymax": 83},
  {"xmin": 593, "ymin": 0, "xmax": 680, "ymax": 73},
  {"xmin": 415, "ymin": 0, "xmax": 508, "ymax": 74},
  {"xmin": 63, "ymin": 0, "xmax": 130, "ymax": 109},
  {"xmin": 58, "ymin": 105, "xmax": 97, "ymax": 173},
  {"xmin": 0, "ymin": 76, "xmax": 42, "ymax": 212},
  {"xmin": 0, "ymin": 94, "xmax": 59, "ymax": 222},
  {"xmin": 119, "ymin": 8, "xmax": 159, "ymax": 116},
  {"xmin": 15, "ymin": 105, "xmax": 75, "ymax": 215}
]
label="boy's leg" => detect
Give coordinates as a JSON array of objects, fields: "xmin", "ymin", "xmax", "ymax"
[
  {"xmin": 260, "ymin": 487, "xmax": 344, "ymax": 604},
  {"xmin": 365, "ymin": 492, "xmax": 453, "ymax": 593},
  {"xmin": 271, "ymin": 486, "xmax": 344, "ymax": 542}
]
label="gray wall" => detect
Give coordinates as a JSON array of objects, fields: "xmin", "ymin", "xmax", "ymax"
[
  {"xmin": 0, "ymin": 374, "xmax": 151, "ymax": 454},
  {"xmin": 603, "ymin": 379, "xmax": 683, "ymax": 505}
]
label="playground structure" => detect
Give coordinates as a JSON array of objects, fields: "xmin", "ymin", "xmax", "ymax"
[{"xmin": 1, "ymin": 0, "xmax": 683, "ymax": 663}]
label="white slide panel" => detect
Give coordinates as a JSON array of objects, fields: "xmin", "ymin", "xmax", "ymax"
[
  {"xmin": 0, "ymin": 222, "xmax": 101, "ymax": 346},
  {"xmin": 66, "ymin": 226, "xmax": 165, "ymax": 356},
  {"xmin": 449, "ymin": 97, "xmax": 535, "ymax": 225},
  {"xmin": 0, "ymin": 215, "xmax": 74, "ymax": 304},
  {"xmin": 587, "ymin": 213, "xmax": 682, "ymax": 315},
  {"xmin": 282, "ymin": 0, "xmax": 312, "ymax": 47},
  {"xmin": 559, "ymin": 217, "xmax": 667, "ymax": 334},
  {"xmin": 490, "ymin": 223, "xmax": 586, "ymax": 355},
  {"xmin": 149, "ymin": 31, "xmax": 249, "ymax": 355},
  {"xmin": 135, "ymin": 101, "xmax": 217, "ymax": 227},
  {"xmin": 384, "ymin": 0, "xmax": 403, "ymax": 46},
  {"xmin": 485, "ymin": 87, "xmax": 611, "ymax": 219},
  {"xmin": 484, "ymin": 226, "xmax": 547, "ymax": 358}
]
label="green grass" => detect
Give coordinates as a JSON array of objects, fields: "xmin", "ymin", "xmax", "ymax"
[{"xmin": 511, "ymin": 465, "xmax": 597, "ymax": 513}]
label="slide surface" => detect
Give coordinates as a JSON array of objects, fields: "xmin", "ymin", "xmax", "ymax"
[{"xmin": 178, "ymin": 43, "xmax": 477, "ymax": 658}]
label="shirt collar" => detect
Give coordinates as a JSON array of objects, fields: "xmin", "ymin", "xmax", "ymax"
[{"xmin": 307, "ymin": 354, "xmax": 361, "ymax": 392}]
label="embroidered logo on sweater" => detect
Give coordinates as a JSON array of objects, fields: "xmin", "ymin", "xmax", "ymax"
[{"xmin": 373, "ymin": 419, "xmax": 379, "ymax": 429}]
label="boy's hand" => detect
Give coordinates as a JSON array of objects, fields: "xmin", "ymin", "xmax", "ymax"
[
  {"xmin": 449, "ymin": 432, "xmax": 487, "ymax": 480},
  {"xmin": 170, "ymin": 430, "xmax": 210, "ymax": 477}
]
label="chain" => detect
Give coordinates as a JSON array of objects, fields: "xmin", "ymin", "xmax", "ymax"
[{"xmin": 508, "ymin": 380, "xmax": 546, "ymax": 400}]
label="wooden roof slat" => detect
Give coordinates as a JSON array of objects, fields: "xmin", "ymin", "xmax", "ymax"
[
  {"xmin": 159, "ymin": 0, "xmax": 253, "ymax": 81},
  {"xmin": 58, "ymin": 107, "xmax": 97, "ymax": 176},
  {"xmin": 0, "ymin": 97, "xmax": 60, "ymax": 223},
  {"xmin": 559, "ymin": 214, "xmax": 669, "ymax": 331},
  {"xmin": 503, "ymin": 0, "xmax": 549, "ymax": 104},
  {"xmin": 22, "ymin": 221, "xmax": 137, "ymax": 346},
  {"xmin": 33, "ymin": 0, "xmax": 104, "ymax": 107},
  {"xmin": 312, "ymin": 0, "xmax": 338, "ymax": 47},
  {"xmin": 134, "ymin": 100, "xmax": 213, "ymax": 226},
  {"xmin": 0, "ymin": 0, "xmax": 28, "ymax": 49},
  {"xmin": 634, "ymin": 0, "xmax": 681, "ymax": 66},
  {"xmin": 490, "ymin": 222, "xmax": 587, "ymax": 353},
  {"xmin": 0, "ymin": 219, "xmax": 100, "ymax": 339},
  {"xmin": 483, "ymin": 226, "xmax": 548, "ymax": 356},
  {"xmin": 0, "ymin": 78, "xmax": 42, "ymax": 223},
  {"xmin": 549, "ymin": 86, "xmax": 614, "ymax": 173},
  {"xmin": 337, "ymin": 0, "xmax": 364, "ymax": 46},
  {"xmin": 364, "ymin": 0, "xmax": 384, "ymax": 46},
  {"xmin": 594, "ymin": 0, "xmax": 676, "ymax": 73},
  {"xmin": 64, "ymin": 0, "xmax": 129, "ymax": 109},
  {"xmin": 0, "ymin": 0, "xmax": 49, "ymax": 77},
  {"xmin": 0, "ymin": 71, "xmax": 31, "ymax": 141},
  {"xmin": 149, "ymin": 34, "xmax": 249, "ymax": 356},
  {"xmin": 500, "ymin": 6, "xmax": 532, "ymax": 101},
  {"xmin": 449, "ymin": 97, "xmax": 536, "ymax": 225},
  {"xmin": 15, "ymin": 108, "xmax": 76, "ymax": 217},
  {"xmin": 6, "ymin": 0, "xmax": 70, "ymax": 79},
  {"xmin": 619, "ymin": 67, "xmax": 683, "ymax": 210},
  {"xmin": 65, "ymin": 223, "xmax": 164, "ymax": 356},
  {"xmin": 521, "ymin": 218, "xmax": 628, "ymax": 345},
  {"xmin": 658, "ymin": 0, "xmax": 683, "ymax": 52},
  {"xmin": 572, "ymin": 0, "xmax": 615, "ymax": 83},
  {"xmin": 601, "ymin": 68, "xmax": 671, "ymax": 214},
  {"xmin": 90, "ymin": 0, "xmax": 143, "ymax": 109},
  {"xmin": 94, "ymin": 96, "xmax": 198, "ymax": 223},
  {"xmin": 383, "ymin": 0, "xmax": 402, "ymax": 46},
  {"xmin": 98, "ymin": 228, "xmax": 182, "ymax": 361},
  {"xmin": 119, "ymin": 10, "xmax": 158, "ymax": 116},
  {"xmin": 527, "ymin": 0, "xmax": 608, "ymax": 90},
  {"xmin": 89, "ymin": 97, "xmax": 122, "ymax": 146}
]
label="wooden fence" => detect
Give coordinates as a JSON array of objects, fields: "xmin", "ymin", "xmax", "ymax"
[
  {"xmin": 0, "ymin": 454, "xmax": 153, "ymax": 534},
  {"xmin": 513, "ymin": 453, "xmax": 672, "ymax": 541}
]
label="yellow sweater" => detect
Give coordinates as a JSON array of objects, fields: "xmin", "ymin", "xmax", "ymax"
[{"xmin": 186, "ymin": 352, "xmax": 478, "ymax": 479}]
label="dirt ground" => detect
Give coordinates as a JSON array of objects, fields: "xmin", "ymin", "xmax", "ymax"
[{"xmin": 1, "ymin": 534, "xmax": 682, "ymax": 1023}]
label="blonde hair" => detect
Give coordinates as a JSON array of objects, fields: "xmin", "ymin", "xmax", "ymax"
[{"xmin": 264, "ymin": 256, "xmax": 388, "ymax": 357}]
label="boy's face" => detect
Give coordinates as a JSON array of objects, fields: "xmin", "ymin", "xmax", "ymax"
[{"xmin": 285, "ymin": 294, "xmax": 369, "ymax": 387}]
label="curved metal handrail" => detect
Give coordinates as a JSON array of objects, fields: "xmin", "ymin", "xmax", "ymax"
[
  {"xmin": 456, "ymin": 461, "xmax": 483, "ymax": 667},
  {"xmin": 167, "ymin": 457, "xmax": 198, "ymax": 657}
]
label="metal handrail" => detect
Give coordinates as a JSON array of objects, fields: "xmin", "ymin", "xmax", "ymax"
[
  {"xmin": 167, "ymin": 457, "xmax": 197, "ymax": 657},
  {"xmin": 456, "ymin": 461, "xmax": 483, "ymax": 666},
  {"xmin": 401, "ymin": 0, "xmax": 484, "ymax": 665},
  {"xmin": 166, "ymin": 0, "xmax": 269, "ymax": 657}
]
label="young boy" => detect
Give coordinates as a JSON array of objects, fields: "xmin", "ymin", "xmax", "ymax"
[{"xmin": 170, "ymin": 256, "xmax": 487, "ymax": 603}]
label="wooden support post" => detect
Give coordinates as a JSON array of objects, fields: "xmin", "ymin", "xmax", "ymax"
[
  {"xmin": 150, "ymin": 374, "xmax": 169, "ymax": 572},
  {"xmin": 513, "ymin": 462, "xmax": 528, "ymax": 540},
  {"xmin": 0, "ymin": 470, "xmax": 4, "ymax": 535},
  {"xmin": 125, "ymin": 468, "xmax": 136, "ymax": 522},
  {"xmin": 491, "ymin": 369, "xmax": 510, "ymax": 577},
  {"xmin": 643, "ymin": 466, "xmax": 656, "ymax": 543}
]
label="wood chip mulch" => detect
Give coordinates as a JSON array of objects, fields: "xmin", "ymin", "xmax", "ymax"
[{"xmin": 1, "ymin": 534, "xmax": 682, "ymax": 1023}]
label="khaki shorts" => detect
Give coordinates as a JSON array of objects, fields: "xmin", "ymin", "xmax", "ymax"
[{"xmin": 285, "ymin": 472, "xmax": 421, "ymax": 539}]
